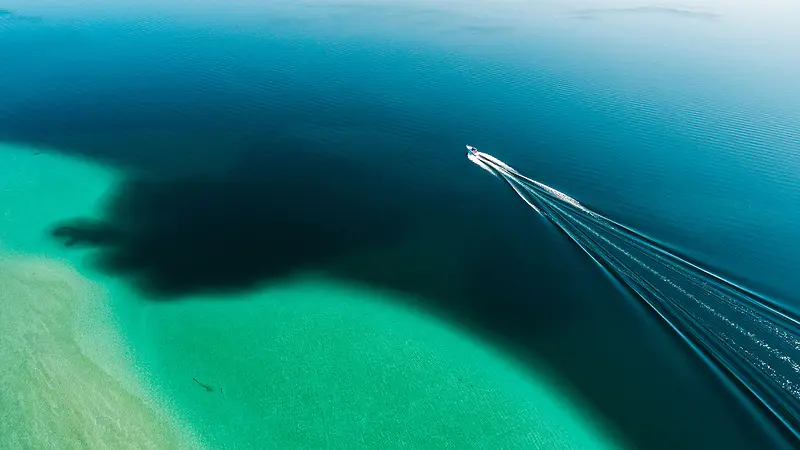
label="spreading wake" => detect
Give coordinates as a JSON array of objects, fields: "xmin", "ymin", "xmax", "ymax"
[{"xmin": 468, "ymin": 147, "xmax": 800, "ymax": 438}]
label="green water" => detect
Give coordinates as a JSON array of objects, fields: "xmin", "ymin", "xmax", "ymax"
[{"xmin": 0, "ymin": 141, "xmax": 624, "ymax": 448}]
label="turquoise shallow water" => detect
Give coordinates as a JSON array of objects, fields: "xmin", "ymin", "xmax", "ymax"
[{"xmin": 2, "ymin": 1, "xmax": 800, "ymax": 448}]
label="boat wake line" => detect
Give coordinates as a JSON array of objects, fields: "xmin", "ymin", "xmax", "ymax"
[{"xmin": 467, "ymin": 145, "xmax": 800, "ymax": 440}]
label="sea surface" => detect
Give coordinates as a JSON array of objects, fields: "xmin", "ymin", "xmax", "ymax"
[{"xmin": 1, "ymin": 1, "xmax": 799, "ymax": 449}]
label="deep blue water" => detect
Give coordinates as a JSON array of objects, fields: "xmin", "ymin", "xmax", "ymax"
[{"xmin": 2, "ymin": 1, "xmax": 799, "ymax": 449}]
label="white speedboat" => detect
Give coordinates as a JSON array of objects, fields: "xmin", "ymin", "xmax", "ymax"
[{"xmin": 466, "ymin": 145, "xmax": 499, "ymax": 178}]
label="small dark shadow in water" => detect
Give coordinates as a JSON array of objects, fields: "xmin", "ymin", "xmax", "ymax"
[
  {"xmin": 572, "ymin": 6, "xmax": 719, "ymax": 21},
  {"xmin": 52, "ymin": 218, "xmax": 122, "ymax": 247}
]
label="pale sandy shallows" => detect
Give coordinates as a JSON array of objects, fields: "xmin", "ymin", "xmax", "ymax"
[{"xmin": 0, "ymin": 255, "xmax": 200, "ymax": 449}]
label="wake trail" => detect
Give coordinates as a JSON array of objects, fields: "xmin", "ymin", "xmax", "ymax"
[{"xmin": 469, "ymin": 149, "xmax": 800, "ymax": 439}]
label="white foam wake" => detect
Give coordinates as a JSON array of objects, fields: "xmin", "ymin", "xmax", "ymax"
[{"xmin": 469, "ymin": 148, "xmax": 800, "ymax": 440}]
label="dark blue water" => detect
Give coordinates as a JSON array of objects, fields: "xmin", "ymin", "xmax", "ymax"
[{"xmin": 2, "ymin": 1, "xmax": 799, "ymax": 448}]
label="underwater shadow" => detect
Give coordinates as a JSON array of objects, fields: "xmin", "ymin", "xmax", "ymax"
[{"xmin": 49, "ymin": 138, "xmax": 433, "ymax": 299}]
